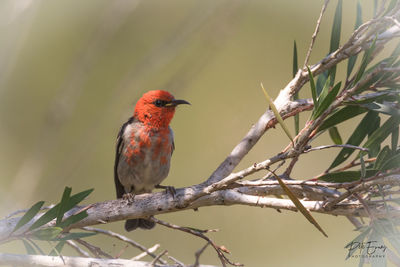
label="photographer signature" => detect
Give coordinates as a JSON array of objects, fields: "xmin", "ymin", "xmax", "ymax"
[{"xmin": 346, "ymin": 241, "xmax": 387, "ymax": 256}]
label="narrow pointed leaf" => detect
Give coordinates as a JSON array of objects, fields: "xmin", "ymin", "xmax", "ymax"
[
  {"xmin": 22, "ymin": 239, "xmax": 36, "ymax": 255},
  {"xmin": 293, "ymin": 40, "xmax": 300, "ymax": 135},
  {"xmin": 54, "ymin": 232, "xmax": 97, "ymax": 241},
  {"xmin": 58, "ymin": 210, "xmax": 88, "ymax": 229},
  {"xmin": 327, "ymin": 0, "xmax": 342, "ymax": 85},
  {"xmin": 56, "ymin": 187, "xmax": 72, "ymax": 226},
  {"xmin": 346, "ymin": 1, "xmax": 362, "ymax": 78},
  {"xmin": 360, "ymin": 156, "xmax": 366, "ymax": 179},
  {"xmin": 354, "ymin": 36, "xmax": 377, "ymax": 84},
  {"xmin": 380, "ymin": 153, "xmax": 400, "ymax": 171},
  {"xmin": 317, "ymin": 76, "xmax": 331, "ymax": 103},
  {"xmin": 29, "ymin": 205, "xmax": 59, "ymax": 231},
  {"xmin": 275, "ymin": 175, "xmax": 328, "ymax": 237},
  {"xmin": 31, "ymin": 227, "xmax": 63, "ymax": 241},
  {"xmin": 384, "ymin": 0, "xmax": 398, "ymax": 16},
  {"xmin": 307, "ymin": 66, "xmax": 318, "ymax": 114},
  {"xmin": 363, "ymin": 115, "xmax": 400, "ymax": 150},
  {"xmin": 318, "ymin": 105, "xmax": 367, "ymax": 132},
  {"xmin": 314, "ymin": 82, "xmax": 341, "ymax": 119},
  {"xmin": 316, "ymin": 71, "xmax": 328, "ymax": 96},
  {"xmin": 374, "ymin": 146, "xmax": 392, "ymax": 170},
  {"xmin": 49, "ymin": 241, "xmax": 66, "ymax": 256},
  {"xmin": 318, "ymin": 170, "xmax": 378, "ymax": 183},
  {"xmin": 361, "ymin": 102, "xmax": 400, "ymax": 116},
  {"xmin": 329, "ymin": 127, "xmax": 343, "ymax": 144},
  {"xmin": 329, "ymin": 111, "xmax": 379, "ymax": 170},
  {"xmin": 27, "ymin": 239, "xmax": 45, "ymax": 255},
  {"xmin": 13, "ymin": 201, "xmax": 45, "ymax": 233},
  {"xmin": 29, "ymin": 188, "xmax": 93, "ymax": 231},
  {"xmin": 392, "ymin": 125, "xmax": 399, "ymax": 152},
  {"xmin": 65, "ymin": 188, "xmax": 94, "ymax": 211},
  {"xmin": 292, "ymin": 40, "xmax": 298, "ymax": 77},
  {"xmin": 261, "ymin": 83, "xmax": 293, "ymax": 142}
]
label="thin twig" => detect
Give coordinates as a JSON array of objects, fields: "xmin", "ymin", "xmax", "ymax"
[
  {"xmin": 65, "ymin": 240, "xmax": 90, "ymax": 258},
  {"xmin": 194, "ymin": 242, "xmax": 210, "ymax": 267},
  {"xmin": 167, "ymin": 255, "xmax": 185, "ymax": 267},
  {"xmin": 150, "ymin": 250, "xmax": 168, "ymax": 267},
  {"xmin": 303, "ymin": 144, "xmax": 369, "ymax": 153},
  {"xmin": 150, "ymin": 217, "xmax": 242, "ymax": 267},
  {"xmin": 75, "ymin": 239, "xmax": 113, "ymax": 259},
  {"xmin": 81, "ymin": 226, "xmax": 166, "ymax": 264},
  {"xmin": 131, "ymin": 244, "xmax": 160, "ymax": 261},
  {"xmin": 4, "ymin": 205, "xmax": 55, "ymax": 220},
  {"xmin": 303, "ymin": 0, "xmax": 330, "ymax": 67}
]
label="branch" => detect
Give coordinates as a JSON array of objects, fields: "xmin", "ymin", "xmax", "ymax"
[
  {"xmin": 1, "ymin": 174, "xmax": 398, "ymax": 241},
  {"xmin": 0, "ymin": 253, "xmax": 218, "ymax": 267},
  {"xmin": 204, "ymin": 5, "xmax": 400, "ymax": 186}
]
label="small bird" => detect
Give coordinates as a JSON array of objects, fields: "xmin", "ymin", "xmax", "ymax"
[{"xmin": 114, "ymin": 90, "xmax": 190, "ymax": 231}]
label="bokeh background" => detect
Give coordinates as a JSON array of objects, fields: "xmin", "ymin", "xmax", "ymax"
[{"xmin": 0, "ymin": 0, "xmax": 390, "ymax": 266}]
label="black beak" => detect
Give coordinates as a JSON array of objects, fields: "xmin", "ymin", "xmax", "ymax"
[{"xmin": 167, "ymin": 99, "xmax": 191, "ymax": 107}]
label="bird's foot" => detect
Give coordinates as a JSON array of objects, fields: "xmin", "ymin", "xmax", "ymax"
[
  {"xmin": 155, "ymin": 184, "xmax": 176, "ymax": 198},
  {"xmin": 122, "ymin": 193, "xmax": 135, "ymax": 204}
]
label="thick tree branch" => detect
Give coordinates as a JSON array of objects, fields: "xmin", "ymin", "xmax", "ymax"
[{"xmin": 0, "ymin": 253, "xmax": 218, "ymax": 267}]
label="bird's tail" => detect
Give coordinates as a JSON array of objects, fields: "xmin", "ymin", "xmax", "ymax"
[{"xmin": 125, "ymin": 219, "xmax": 155, "ymax": 231}]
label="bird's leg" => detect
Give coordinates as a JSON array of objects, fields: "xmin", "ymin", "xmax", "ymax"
[
  {"xmin": 122, "ymin": 192, "xmax": 135, "ymax": 204},
  {"xmin": 155, "ymin": 184, "xmax": 176, "ymax": 198}
]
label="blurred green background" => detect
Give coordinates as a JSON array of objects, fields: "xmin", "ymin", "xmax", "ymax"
[{"xmin": 0, "ymin": 0, "xmax": 387, "ymax": 266}]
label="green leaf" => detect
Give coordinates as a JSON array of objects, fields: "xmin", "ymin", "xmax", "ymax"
[
  {"xmin": 307, "ymin": 66, "xmax": 318, "ymax": 114},
  {"xmin": 366, "ymin": 114, "xmax": 381, "ymax": 158},
  {"xmin": 316, "ymin": 71, "xmax": 328, "ymax": 96},
  {"xmin": 31, "ymin": 227, "xmax": 63, "ymax": 241},
  {"xmin": 293, "ymin": 40, "xmax": 300, "ymax": 135},
  {"xmin": 66, "ymin": 188, "xmax": 94, "ymax": 211},
  {"xmin": 13, "ymin": 201, "xmax": 45, "ymax": 233},
  {"xmin": 274, "ymin": 173, "xmax": 328, "ymax": 237},
  {"xmin": 363, "ymin": 115, "xmax": 400, "ymax": 151},
  {"xmin": 384, "ymin": 0, "xmax": 398, "ymax": 16},
  {"xmin": 318, "ymin": 105, "xmax": 367, "ymax": 132},
  {"xmin": 261, "ymin": 83, "xmax": 293, "ymax": 142},
  {"xmin": 318, "ymin": 170, "xmax": 378, "ymax": 183},
  {"xmin": 56, "ymin": 187, "xmax": 72, "ymax": 226},
  {"xmin": 362, "ymin": 102, "xmax": 400, "ymax": 116},
  {"xmin": 29, "ymin": 188, "xmax": 93, "ymax": 231},
  {"xmin": 374, "ymin": 146, "xmax": 392, "ymax": 170},
  {"xmin": 58, "ymin": 210, "xmax": 88, "ymax": 229},
  {"xmin": 327, "ymin": 0, "xmax": 342, "ymax": 85},
  {"xmin": 49, "ymin": 241, "xmax": 66, "ymax": 256},
  {"xmin": 329, "ymin": 127, "xmax": 343, "ymax": 145},
  {"xmin": 345, "ymin": 227, "xmax": 372, "ymax": 260},
  {"xmin": 292, "ymin": 40, "xmax": 298, "ymax": 77},
  {"xmin": 329, "ymin": 111, "xmax": 379, "ymax": 170},
  {"xmin": 26, "ymin": 239, "xmax": 45, "ymax": 255},
  {"xmin": 313, "ymin": 82, "xmax": 341, "ymax": 119},
  {"xmin": 346, "ymin": 1, "xmax": 362, "ymax": 79},
  {"xmin": 380, "ymin": 153, "xmax": 400, "ymax": 171},
  {"xmin": 54, "ymin": 232, "xmax": 97, "ymax": 241},
  {"xmin": 392, "ymin": 125, "xmax": 399, "ymax": 152},
  {"xmin": 29, "ymin": 205, "xmax": 59, "ymax": 231},
  {"xmin": 22, "ymin": 239, "xmax": 36, "ymax": 255},
  {"xmin": 354, "ymin": 36, "xmax": 377, "ymax": 84},
  {"xmin": 360, "ymin": 155, "xmax": 366, "ymax": 179}
]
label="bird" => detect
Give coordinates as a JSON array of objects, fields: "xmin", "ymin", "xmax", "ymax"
[{"xmin": 114, "ymin": 90, "xmax": 190, "ymax": 231}]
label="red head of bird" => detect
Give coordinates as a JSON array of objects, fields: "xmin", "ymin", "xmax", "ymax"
[{"xmin": 134, "ymin": 90, "xmax": 190, "ymax": 129}]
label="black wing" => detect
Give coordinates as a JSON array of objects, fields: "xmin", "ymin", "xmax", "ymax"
[{"xmin": 114, "ymin": 117, "xmax": 134, "ymax": 199}]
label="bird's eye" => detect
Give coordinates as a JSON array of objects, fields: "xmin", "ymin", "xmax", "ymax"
[{"xmin": 154, "ymin": 99, "xmax": 166, "ymax": 107}]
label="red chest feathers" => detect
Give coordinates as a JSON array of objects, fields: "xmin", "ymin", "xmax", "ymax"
[{"xmin": 123, "ymin": 126, "xmax": 172, "ymax": 165}]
